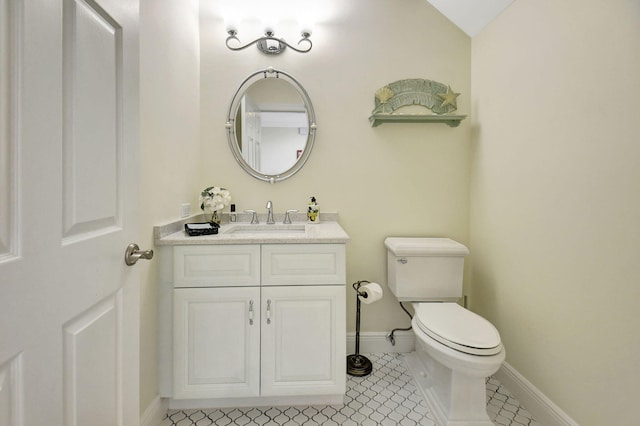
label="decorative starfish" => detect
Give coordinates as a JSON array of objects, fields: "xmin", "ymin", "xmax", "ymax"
[{"xmin": 437, "ymin": 86, "xmax": 460, "ymax": 109}]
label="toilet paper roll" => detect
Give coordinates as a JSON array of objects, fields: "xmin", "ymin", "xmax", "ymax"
[{"xmin": 358, "ymin": 282, "xmax": 383, "ymax": 304}]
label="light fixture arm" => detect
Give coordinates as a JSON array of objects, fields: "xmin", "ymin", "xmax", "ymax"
[{"xmin": 225, "ymin": 30, "xmax": 312, "ymax": 54}]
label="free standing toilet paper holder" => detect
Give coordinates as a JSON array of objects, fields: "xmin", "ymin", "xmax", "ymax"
[{"xmin": 347, "ymin": 280, "xmax": 374, "ymax": 376}]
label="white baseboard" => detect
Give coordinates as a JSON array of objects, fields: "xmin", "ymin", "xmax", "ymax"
[
  {"xmin": 140, "ymin": 395, "xmax": 168, "ymax": 426},
  {"xmin": 346, "ymin": 331, "xmax": 415, "ymax": 354},
  {"xmin": 169, "ymin": 394, "xmax": 344, "ymax": 410},
  {"xmin": 495, "ymin": 362, "xmax": 579, "ymax": 426}
]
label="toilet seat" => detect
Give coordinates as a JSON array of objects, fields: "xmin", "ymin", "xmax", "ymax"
[{"xmin": 414, "ymin": 303, "xmax": 502, "ymax": 356}]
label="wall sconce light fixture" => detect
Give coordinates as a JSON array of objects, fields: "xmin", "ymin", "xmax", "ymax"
[{"xmin": 226, "ymin": 29, "xmax": 312, "ymax": 54}]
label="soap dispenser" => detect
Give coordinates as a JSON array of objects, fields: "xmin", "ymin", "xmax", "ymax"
[{"xmin": 307, "ymin": 196, "xmax": 320, "ymax": 223}]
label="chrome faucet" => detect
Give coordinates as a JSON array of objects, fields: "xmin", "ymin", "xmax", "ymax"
[
  {"xmin": 244, "ymin": 209, "xmax": 259, "ymax": 224},
  {"xmin": 266, "ymin": 200, "xmax": 275, "ymax": 224},
  {"xmin": 283, "ymin": 209, "xmax": 298, "ymax": 224}
]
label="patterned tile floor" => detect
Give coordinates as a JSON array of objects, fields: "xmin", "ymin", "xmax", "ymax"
[{"xmin": 161, "ymin": 353, "xmax": 540, "ymax": 426}]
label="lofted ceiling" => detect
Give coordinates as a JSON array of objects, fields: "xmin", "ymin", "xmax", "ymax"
[
  {"xmin": 200, "ymin": 0, "xmax": 516, "ymax": 39},
  {"xmin": 426, "ymin": 0, "xmax": 515, "ymax": 37}
]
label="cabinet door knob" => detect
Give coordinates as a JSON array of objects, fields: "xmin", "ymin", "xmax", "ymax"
[
  {"xmin": 266, "ymin": 299, "xmax": 271, "ymax": 324},
  {"xmin": 249, "ymin": 300, "xmax": 254, "ymax": 325}
]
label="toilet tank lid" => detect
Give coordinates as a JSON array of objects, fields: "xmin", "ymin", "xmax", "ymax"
[{"xmin": 385, "ymin": 237, "xmax": 469, "ymax": 256}]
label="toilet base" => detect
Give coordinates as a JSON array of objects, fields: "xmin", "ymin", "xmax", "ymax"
[{"xmin": 404, "ymin": 351, "xmax": 495, "ymax": 426}]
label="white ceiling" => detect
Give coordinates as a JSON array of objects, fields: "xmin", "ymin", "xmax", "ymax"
[{"xmin": 426, "ymin": 0, "xmax": 515, "ymax": 37}]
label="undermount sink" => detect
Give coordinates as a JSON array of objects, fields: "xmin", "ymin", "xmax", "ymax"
[{"xmin": 223, "ymin": 224, "xmax": 307, "ymax": 235}]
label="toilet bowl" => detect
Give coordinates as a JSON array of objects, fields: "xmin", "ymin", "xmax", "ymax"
[{"xmin": 385, "ymin": 237, "xmax": 505, "ymax": 426}]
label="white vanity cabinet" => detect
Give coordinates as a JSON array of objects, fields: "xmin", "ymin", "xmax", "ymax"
[{"xmin": 167, "ymin": 242, "xmax": 346, "ymax": 407}]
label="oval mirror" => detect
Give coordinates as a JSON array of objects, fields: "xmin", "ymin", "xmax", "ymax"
[{"xmin": 225, "ymin": 67, "xmax": 317, "ymax": 184}]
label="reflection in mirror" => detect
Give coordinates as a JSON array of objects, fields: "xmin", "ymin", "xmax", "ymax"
[
  {"xmin": 236, "ymin": 78, "xmax": 308, "ymax": 175},
  {"xmin": 226, "ymin": 68, "xmax": 316, "ymax": 184}
]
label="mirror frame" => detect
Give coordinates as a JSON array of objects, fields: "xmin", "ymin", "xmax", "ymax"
[{"xmin": 225, "ymin": 67, "xmax": 317, "ymax": 184}]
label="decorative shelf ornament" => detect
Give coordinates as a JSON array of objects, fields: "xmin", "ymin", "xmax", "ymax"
[{"xmin": 369, "ymin": 79, "xmax": 466, "ymax": 128}]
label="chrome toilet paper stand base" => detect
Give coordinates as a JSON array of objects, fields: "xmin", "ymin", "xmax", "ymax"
[{"xmin": 347, "ymin": 280, "xmax": 373, "ymax": 377}]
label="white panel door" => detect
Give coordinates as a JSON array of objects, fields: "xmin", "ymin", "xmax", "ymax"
[
  {"xmin": 173, "ymin": 287, "xmax": 261, "ymax": 399},
  {"xmin": 0, "ymin": 0, "xmax": 140, "ymax": 425},
  {"xmin": 261, "ymin": 285, "xmax": 346, "ymax": 397},
  {"xmin": 241, "ymin": 94, "xmax": 261, "ymax": 171}
]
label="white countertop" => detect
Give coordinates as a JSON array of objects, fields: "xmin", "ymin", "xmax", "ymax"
[{"xmin": 154, "ymin": 213, "xmax": 350, "ymax": 245}]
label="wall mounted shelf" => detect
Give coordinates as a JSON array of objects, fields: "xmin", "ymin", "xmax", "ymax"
[
  {"xmin": 369, "ymin": 113, "xmax": 466, "ymax": 128},
  {"xmin": 369, "ymin": 79, "xmax": 466, "ymax": 128}
]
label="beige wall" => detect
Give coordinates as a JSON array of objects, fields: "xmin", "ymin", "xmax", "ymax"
[
  {"xmin": 139, "ymin": 0, "xmax": 201, "ymax": 412},
  {"xmin": 139, "ymin": 0, "xmax": 472, "ymax": 413},
  {"xmin": 198, "ymin": 0, "xmax": 471, "ymax": 333},
  {"xmin": 140, "ymin": 0, "xmax": 640, "ymax": 422},
  {"xmin": 470, "ymin": 0, "xmax": 640, "ymax": 424}
]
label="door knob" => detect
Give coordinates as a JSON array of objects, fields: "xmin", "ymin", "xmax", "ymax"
[{"xmin": 124, "ymin": 243, "xmax": 154, "ymax": 266}]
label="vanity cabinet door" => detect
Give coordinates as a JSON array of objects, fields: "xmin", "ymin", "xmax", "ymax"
[
  {"xmin": 260, "ymin": 285, "xmax": 346, "ymax": 396},
  {"xmin": 262, "ymin": 244, "xmax": 346, "ymax": 286},
  {"xmin": 173, "ymin": 245, "xmax": 260, "ymax": 288},
  {"xmin": 173, "ymin": 287, "xmax": 261, "ymax": 399}
]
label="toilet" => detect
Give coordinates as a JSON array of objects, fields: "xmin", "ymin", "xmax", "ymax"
[{"xmin": 385, "ymin": 237, "xmax": 505, "ymax": 426}]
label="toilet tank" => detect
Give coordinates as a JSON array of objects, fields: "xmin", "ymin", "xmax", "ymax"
[{"xmin": 385, "ymin": 237, "xmax": 469, "ymax": 302}]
